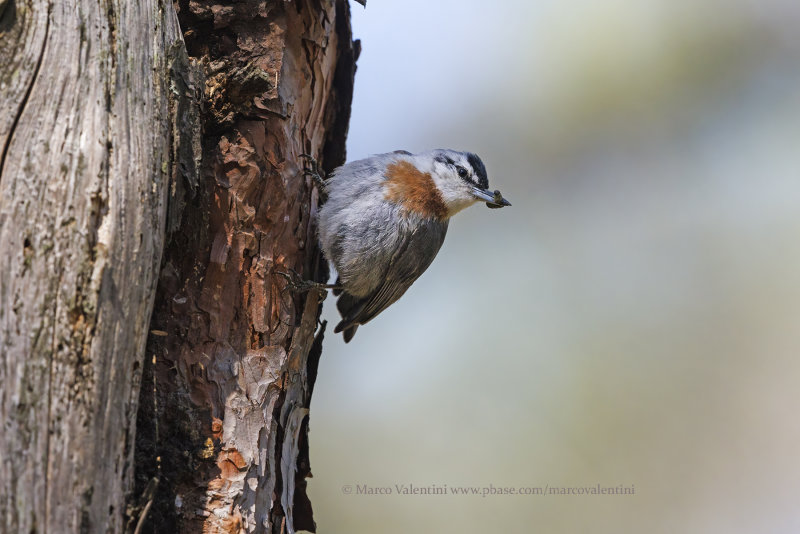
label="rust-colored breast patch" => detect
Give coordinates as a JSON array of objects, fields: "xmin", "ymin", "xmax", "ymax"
[{"xmin": 383, "ymin": 160, "xmax": 448, "ymax": 219}]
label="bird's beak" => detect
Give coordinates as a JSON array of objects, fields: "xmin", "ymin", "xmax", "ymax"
[{"xmin": 472, "ymin": 186, "xmax": 511, "ymax": 209}]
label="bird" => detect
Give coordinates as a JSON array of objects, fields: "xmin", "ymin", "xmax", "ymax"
[{"xmin": 315, "ymin": 149, "xmax": 510, "ymax": 342}]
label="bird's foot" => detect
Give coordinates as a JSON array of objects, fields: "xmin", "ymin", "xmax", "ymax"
[
  {"xmin": 299, "ymin": 154, "xmax": 326, "ymax": 190},
  {"xmin": 276, "ymin": 268, "xmax": 340, "ymax": 296}
]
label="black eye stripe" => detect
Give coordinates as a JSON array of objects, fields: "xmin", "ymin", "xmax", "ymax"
[
  {"xmin": 466, "ymin": 152, "xmax": 489, "ymax": 189},
  {"xmin": 434, "ymin": 151, "xmax": 489, "ymax": 189},
  {"xmin": 434, "ymin": 154, "xmax": 456, "ymax": 166}
]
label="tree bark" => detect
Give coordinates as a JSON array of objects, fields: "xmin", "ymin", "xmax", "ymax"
[
  {"xmin": 0, "ymin": 0, "xmax": 353, "ymax": 532},
  {"xmin": 132, "ymin": 1, "xmax": 356, "ymax": 533},
  {"xmin": 0, "ymin": 0, "xmax": 193, "ymax": 532}
]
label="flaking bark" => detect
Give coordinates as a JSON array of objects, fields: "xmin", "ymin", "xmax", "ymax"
[
  {"xmin": 132, "ymin": 1, "xmax": 356, "ymax": 532},
  {"xmin": 1, "ymin": 0, "xmax": 353, "ymax": 532}
]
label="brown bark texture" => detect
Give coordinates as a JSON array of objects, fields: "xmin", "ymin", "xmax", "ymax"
[
  {"xmin": 132, "ymin": 1, "xmax": 356, "ymax": 533},
  {"xmin": 0, "ymin": 0, "xmax": 194, "ymax": 532}
]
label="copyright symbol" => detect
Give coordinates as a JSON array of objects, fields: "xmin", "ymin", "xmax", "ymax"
[{"xmin": 342, "ymin": 485, "xmax": 353, "ymax": 494}]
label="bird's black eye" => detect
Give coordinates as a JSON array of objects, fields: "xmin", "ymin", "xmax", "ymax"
[{"xmin": 456, "ymin": 166, "xmax": 468, "ymax": 179}]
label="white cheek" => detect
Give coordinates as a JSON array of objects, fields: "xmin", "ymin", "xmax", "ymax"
[
  {"xmin": 440, "ymin": 183, "xmax": 478, "ymax": 215},
  {"xmin": 447, "ymin": 196, "xmax": 479, "ymax": 216},
  {"xmin": 429, "ymin": 169, "xmax": 478, "ymax": 216}
]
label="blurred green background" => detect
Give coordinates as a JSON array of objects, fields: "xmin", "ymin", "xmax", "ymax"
[{"xmin": 309, "ymin": 1, "xmax": 800, "ymax": 532}]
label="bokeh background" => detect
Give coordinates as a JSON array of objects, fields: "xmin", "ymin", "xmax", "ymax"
[{"xmin": 308, "ymin": 1, "xmax": 800, "ymax": 532}]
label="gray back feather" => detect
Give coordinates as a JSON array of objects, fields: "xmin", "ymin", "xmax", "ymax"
[
  {"xmin": 338, "ymin": 218, "xmax": 448, "ymax": 331},
  {"xmin": 318, "ymin": 152, "xmax": 450, "ymax": 337}
]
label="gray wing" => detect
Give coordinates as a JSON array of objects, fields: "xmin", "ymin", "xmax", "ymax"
[{"xmin": 335, "ymin": 219, "xmax": 448, "ymax": 335}]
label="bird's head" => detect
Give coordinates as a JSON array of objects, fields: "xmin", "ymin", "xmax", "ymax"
[
  {"xmin": 426, "ymin": 149, "xmax": 511, "ymax": 216},
  {"xmin": 382, "ymin": 149, "xmax": 511, "ymax": 220}
]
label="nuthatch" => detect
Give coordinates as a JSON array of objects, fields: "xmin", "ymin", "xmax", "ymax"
[{"xmin": 316, "ymin": 149, "xmax": 511, "ymax": 342}]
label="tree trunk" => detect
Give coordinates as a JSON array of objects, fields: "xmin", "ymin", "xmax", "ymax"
[
  {"xmin": 0, "ymin": 0, "xmax": 192, "ymax": 531},
  {"xmin": 0, "ymin": 0, "xmax": 354, "ymax": 532},
  {"xmin": 132, "ymin": 1, "xmax": 355, "ymax": 533}
]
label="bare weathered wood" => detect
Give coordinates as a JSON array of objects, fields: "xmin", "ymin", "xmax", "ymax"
[
  {"xmin": 133, "ymin": 1, "xmax": 356, "ymax": 532},
  {"xmin": 1, "ymin": 0, "xmax": 354, "ymax": 530},
  {"xmin": 0, "ymin": 1, "xmax": 195, "ymax": 531}
]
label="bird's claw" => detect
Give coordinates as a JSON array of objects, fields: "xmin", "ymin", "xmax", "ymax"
[
  {"xmin": 275, "ymin": 268, "xmax": 331, "ymax": 298},
  {"xmin": 299, "ymin": 154, "xmax": 326, "ymax": 189}
]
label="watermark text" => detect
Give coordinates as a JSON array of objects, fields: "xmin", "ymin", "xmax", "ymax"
[{"xmin": 340, "ymin": 483, "xmax": 635, "ymax": 498}]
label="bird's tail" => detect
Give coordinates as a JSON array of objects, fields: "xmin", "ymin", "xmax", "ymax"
[{"xmin": 334, "ymin": 290, "xmax": 363, "ymax": 343}]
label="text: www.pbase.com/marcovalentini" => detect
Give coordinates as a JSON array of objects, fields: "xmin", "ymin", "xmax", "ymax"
[{"xmin": 341, "ymin": 483, "xmax": 636, "ymax": 498}]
